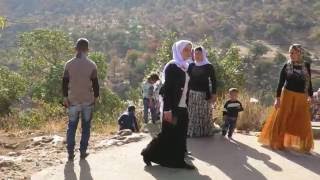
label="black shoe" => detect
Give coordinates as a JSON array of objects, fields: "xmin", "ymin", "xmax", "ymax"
[
  {"xmin": 143, "ymin": 156, "xmax": 152, "ymax": 166},
  {"xmin": 68, "ymin": 154, "xmax": 75, "ymax": 161},
  {"xmin": 177, "ymin": 162, "xmax": 196, "ymax": 170},
  {"xmin": 184, "ymin": 151, "xmax": 192, "ymax": 157},
  {"xmin": 80, "ymin": 152, "xmax": 89, "ymax": 160}
]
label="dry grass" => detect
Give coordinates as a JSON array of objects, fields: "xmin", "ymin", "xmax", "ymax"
[
  {"xmin": 92, "ymin": 122, "xmax": 118, "ymax": 135},
  {"xmin": 0, "ymin": 116, "xmax": 119, "ymax": 137}
]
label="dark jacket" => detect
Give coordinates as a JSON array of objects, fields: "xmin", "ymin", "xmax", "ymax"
[
  {"xmin": 160, "ymin": 63, "xmax": 187, "ymax": 112},
  {"xmin": 118, "ymin": 112, "xmax": 139, "ymax": 132}
]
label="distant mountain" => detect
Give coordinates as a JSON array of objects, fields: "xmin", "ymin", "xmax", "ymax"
[{"xmin": 1, "ymin": 0, "xmax": 320, "ymax": 52}]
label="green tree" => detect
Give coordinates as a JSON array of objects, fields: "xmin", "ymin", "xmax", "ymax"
[
  {"xmin": 265, "ymin": 23, "xmax": 286, "ymax": 43},
  {"xmin": 274, "ymin": 52, "xmax": 287, "ymax": 65},
  {"xmin": 0, "ymin": 16, "xmax": 6, "ymax": 30},
  {"xmin": 217, "ymin": 46, "xmax": 245, "ymax": 91},
  {"xmin": 125, "ymin": 49, "xmax": 141, "ymax": 67},
  {"xmin": 94, "ymin": 88, "xmax": 125, "ymax": 124},
  {"xmin": 89, "ymin": 52, "xmax": 108, "ymax": 82},
  {"xmin": 145, "ymin": 32, "xmax": 177, "ymax": 75},
  {"xmin": 0, "ymin": 66, "xmax": 26, "ymax": 116},
  {"xmin": 19, "ymin": 29, "xmax": 73, "ymax": 102},
  {"xmin": 250, "ymin": 42, "xmax": 269, "ymax": 58}
]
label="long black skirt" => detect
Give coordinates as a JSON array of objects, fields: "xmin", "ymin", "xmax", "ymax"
[{"xmin": 141, "ymin": 107, "xmax": 189, "ymax": 167}]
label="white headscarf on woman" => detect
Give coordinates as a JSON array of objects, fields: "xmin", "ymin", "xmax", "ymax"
[
  {"xmin": 194, "ymin": 46, "xmax": 211, "ymax": 66},
  {"xmin": 161, "ymin": 40, "xmax": 192, "ymax": 83},
  {"xmin": 160, "ymin": 40, "xmax": 192, "ymax": 81},
  {"xmin": 172, "ymin": 40, "xmax": 192, "ymax": 70}
]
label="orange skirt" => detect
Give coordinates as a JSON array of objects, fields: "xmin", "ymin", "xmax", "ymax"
[{"xmin": 258, "ymin": 89, "xmax": 314, "ymax": 152}]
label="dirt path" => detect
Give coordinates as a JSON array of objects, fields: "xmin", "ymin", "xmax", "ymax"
[{"xmin": 32, "ymin": 133, "xmax": 320, "ymax": 180}]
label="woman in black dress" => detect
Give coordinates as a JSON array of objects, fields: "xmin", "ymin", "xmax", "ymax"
[{"xmin": 141, "ymin": 40, "xmax": 195, "ymax": 169}]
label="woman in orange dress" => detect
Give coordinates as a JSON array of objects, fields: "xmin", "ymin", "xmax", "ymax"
[{"xmin": 259, "ymin": 44, "xmax": 314, "ymax": 153}]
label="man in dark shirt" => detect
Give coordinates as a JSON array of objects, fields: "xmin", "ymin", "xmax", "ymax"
[
  {"xmin": 118, "ymin": 106, "xmax": 139, "ymax": 132},
  {"xmin": 222, "ymin": 88, "xmax": 244, "ymax": 138}
]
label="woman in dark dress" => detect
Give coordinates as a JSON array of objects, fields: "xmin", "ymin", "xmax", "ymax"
[
  {"xmin": 141, "ymin": 40, "xmax": 195, "ymax": 169},
  {"xmin": 187, "ymin": 46, "xmax": 217, "ymax": 137}
]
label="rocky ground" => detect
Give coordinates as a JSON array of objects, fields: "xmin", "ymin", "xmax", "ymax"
[
  {"xmin": 2, "ymin": 122, "xmax": 319, "ymax": 180},
  {"xmin": 0, "ymin": 129, "xmax": 147, "ymax": 180}
]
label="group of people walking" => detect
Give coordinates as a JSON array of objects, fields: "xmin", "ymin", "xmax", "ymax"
[
  {"xmin": 61, "ymin": 38, "xmax": 315, "ymax": 170},
  {"xmin": 140, "ymin": 40, "xmax": 245, "ymax": 169},
  {"xmin": 141, "ymin": 41, "xmax": 315, "ymax": 169}
]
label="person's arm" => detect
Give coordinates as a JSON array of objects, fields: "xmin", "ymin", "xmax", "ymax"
[
  {"xmin": 133, "ymin": 116, "xmax": 139, "ymax": 132},
  {"xmin": 91, "ymin": 68, "xmax": 100, "ymax": 99},
  {"xmin": 162, "ymin": 64, "xmax": 175, "ymax": 123},
  {"xmin": 306, "ymin": 63, "xmax": 313, "ymax": 97},
  {"xmin": 62, "ymin": 64, "xmax": 69, "ymax": 107},
  {"xmin": 239, "ymin": 101, "xmax": 244, "ymax": 112},
  {"xmin": 163, "ymin": 65, "xmax": 175, "ymax": 112},
  {"xmin": 209, "ymin": 65, "xmax": 217, "ymax": 95},
  {"xmin": 209, "ymin": 65, "xmax": 217, "ymax": 102},
  {"xmin": 223, "ymin": 101, "xmax": 228, "ymax": 116},
  {"xmin": 118, "ymin": 115, "xmax": 124, "ymax": 126},
  {"xmin": 276, "ymin": 64, "xmax": 286, "ymax": 98}
]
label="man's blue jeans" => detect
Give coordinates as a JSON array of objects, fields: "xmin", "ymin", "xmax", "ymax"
[{"xmin": 66, "ymin": 104, "xmax": 94, "ymax": 155}]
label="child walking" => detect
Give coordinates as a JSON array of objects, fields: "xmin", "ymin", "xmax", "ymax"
[{"xmin": 222, "ymin": 88, "xmax": 244, "ymax": 138}]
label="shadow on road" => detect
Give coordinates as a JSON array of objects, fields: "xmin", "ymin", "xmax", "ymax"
[
  {"xmin": 63, "ymin": 160, "xmax": 93, "ymax": 180},
  {"xmin": 273, "ymin": 149, "xmax": 320, "ymax": 176},
  {"xmin": 64, "ymin": 161, "xmax": 77, "ymax": 180},
  {"xmin": 79, "ymin": 159, "xmax": 93, "ymax": 180},
  {"xmin": 144, "ymin": 165, "xmax": 211, "ymax": 180},
  {"xmin": 189, "ymin": 136, "xmax": 282, "ymax": 180}
]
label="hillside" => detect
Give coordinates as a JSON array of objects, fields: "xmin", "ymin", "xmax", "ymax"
[
  {"xmin": 1, "ymin": 0, "xmax": 320, "ymax": 51},
  {"xmin": 1, "ymin": 0, "xmax": 320, "ymax": 131}
]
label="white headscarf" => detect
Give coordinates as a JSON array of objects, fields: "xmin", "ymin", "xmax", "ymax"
[
  {"xmin": 161, "ymin": 40, "xmax": 192, "ymax": 83},
  {"xmin": 172, "ymin": 40, "xmax": 192, "ymax": 70},
  {"xmin": 194, "ymin": 46, "xmax": 211, "ymax": 66}
]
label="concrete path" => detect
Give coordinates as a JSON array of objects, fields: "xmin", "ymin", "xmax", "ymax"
[{"xmin": 32, "ymin": 134, "xmax": 320, "ymax": 180}]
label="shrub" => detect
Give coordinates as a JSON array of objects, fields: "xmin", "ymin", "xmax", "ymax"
[
  {"xmin": 250, "ymin": 42, "xmax": 269, "ymax": 58},
  {"xmin": 15, "ymin": 101, "xmax": 65, "ymax": 129},
  {"xmin": 0, "ymin": 66, "xmax": 26, "ymax": 116},
  {"xmin": 94, "ymin": 88, "xmax": 126, "ymax": 125}
]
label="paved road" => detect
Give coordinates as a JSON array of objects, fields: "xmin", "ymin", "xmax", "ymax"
[{"xmin": 32, "ymin": 134, "xmax": 320, "ymax": 180}]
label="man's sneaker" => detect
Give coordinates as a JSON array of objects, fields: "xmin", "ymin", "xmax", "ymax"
[{"xmin": 80, "ymin": 152, "xmax": 89, "ymax": 160}]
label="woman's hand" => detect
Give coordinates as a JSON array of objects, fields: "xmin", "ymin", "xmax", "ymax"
[
  {"xmin": 210, "ymin": 94, "xmax": 217, "ymax": 104},
  {"xmin": 163, "ymin": 111, "xmax": 173, "ymax": 124},
  {"xmin": 307, "ymin": 96, "xmax": 313, "ymax": 104},
  {"xmin": 274, "ymin": 97, "xmax": 280, "ymax": 109},
  {"xmin": 63, "ymin": 97, "xmax": 70, "ymax": 108}
]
